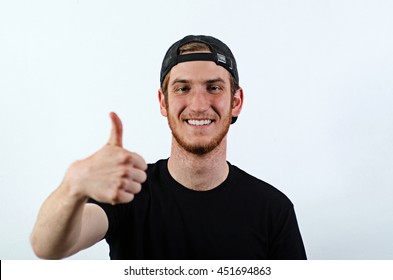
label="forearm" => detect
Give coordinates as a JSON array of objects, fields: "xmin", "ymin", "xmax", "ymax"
[{"xmin": 31, "ymin": 181, "xmax": 87, "ymax": 259}]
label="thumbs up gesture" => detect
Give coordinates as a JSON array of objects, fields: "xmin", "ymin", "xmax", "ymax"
[{"xmin": 63, "ymin": 112, "xmax": 147, "ymax": 205}]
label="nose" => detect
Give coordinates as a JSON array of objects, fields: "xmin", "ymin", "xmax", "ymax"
[{"xmin": 189, "ymin": 87, "xmax": 209, "ymax": 113}]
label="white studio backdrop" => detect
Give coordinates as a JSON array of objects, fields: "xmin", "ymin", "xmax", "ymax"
[{"xmin": 0, "ymin": 0, "xmax": 392, "ymax": 260}]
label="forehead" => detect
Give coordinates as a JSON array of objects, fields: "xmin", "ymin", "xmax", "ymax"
[{"xmin": 168, "ymin": 60, "xmax": 231, "ymax": 84}]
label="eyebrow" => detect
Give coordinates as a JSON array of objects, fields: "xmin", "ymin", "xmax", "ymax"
[
  {"xmin": 171, "ymin": 79, "xmax": 189, "ymax": 86},
  {"xmin": 171, "ymin": 78, "xmax": 226, "ymax": 86},
  {"xmin": 206, "ymin": 78, "xmax": 226, "ymax": 84}
]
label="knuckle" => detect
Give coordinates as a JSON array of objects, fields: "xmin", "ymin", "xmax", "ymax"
[
  {"xmin": 141, "ymin": 171, "xmax": 147, "ymax": 182},
  {"xmin": 110, "ymin": 191, "xmax": 119, "ymax": 203},
  {"xmin": 120, "ymin": 165, "xmax": 129, "ymax": 177},
  {"xmin": 111, "ymin": 149, "xmax": 126, "ymax": 163},
  {"xmin": 133, "ymin": 183, "xmax": 142, "ymax": 194},
  {"xmin": 134, "ymin": 170, "xmax": 147, "ymax": 183},
  {"xmin": 116, "ymin": 154, "xmax": 125, "ymax": 164},
  {"xmin": 119, "ymin": 150, "xmax": 131, "ymax": 163},
  {"xmin": 110, "ymin": 183, "xmax": 123, "ymax": 202},
  {"xmin": 127, "ymin": 153, "xmax": 135, "ymax": 165},
  {"xmin": 112, "ymin": 177, "xmax": 122, "ymax": 187},
  {"xmin": 126, "ymin": 193, "xmax": 135, "ymax": 202}
]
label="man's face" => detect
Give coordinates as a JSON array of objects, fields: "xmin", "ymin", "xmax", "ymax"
[{"xmin": 159, "ymin": 61, "xmax": 242, "ymax": 155}]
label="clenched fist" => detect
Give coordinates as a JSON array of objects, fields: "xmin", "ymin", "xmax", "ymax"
[{"xmin": 63, "ymin": 112, "xmax": 147, "ymax": 204}]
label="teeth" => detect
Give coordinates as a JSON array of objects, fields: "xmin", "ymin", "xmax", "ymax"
[{"xmin": 187, "ymin": 119, "xmax": 212, "ymax": 126}]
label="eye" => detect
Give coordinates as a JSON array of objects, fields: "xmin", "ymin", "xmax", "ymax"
[
  {"xmin": 208, "ymin": 85, "xmax": 222, "ymax": 93},
  {"xmin": 174, "ymin": 86, "xmax": 190, "ymax": 93}
]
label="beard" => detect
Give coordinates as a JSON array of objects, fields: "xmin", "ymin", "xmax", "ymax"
[{"xmin": 167, "ymin": 110, "xmax": 232, "ymax": 156}]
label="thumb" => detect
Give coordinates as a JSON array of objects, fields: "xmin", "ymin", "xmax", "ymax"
[{"xmin": 108, "ymin": 112, "xmax": 123, "ymax": 147}]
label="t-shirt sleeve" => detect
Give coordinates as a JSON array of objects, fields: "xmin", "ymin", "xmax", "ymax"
[
  {"xmin": 268, "ymin": 204, "xmax": 307, "ymax": 260},
  {"xmin": 87, "ymin": 198, "xmax": 121, "ymax": 241}
]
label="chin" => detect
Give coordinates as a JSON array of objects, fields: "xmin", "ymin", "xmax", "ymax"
[
  {"xmin": 184, "ymin": 144, "xmax": 218, "ymax": 155},
  {"xmin": 173, "ymin": 135, "xmax": 225, "ymax": 155}
]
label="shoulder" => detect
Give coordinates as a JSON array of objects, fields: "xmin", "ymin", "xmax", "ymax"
[
  {"xmin": 230, "ymin": 163, "xmax": 294, "ymax": 207},
  {"xmin": 142, "ymin": 159, "xmax": 171, "ymax": 193},
  {"xmin": 145, "ymin": 159, "xmax": 167, "ymax": 181},
  {"xmin": 146, "ymin": 158, "xmax": 167, "ymax": 172}
]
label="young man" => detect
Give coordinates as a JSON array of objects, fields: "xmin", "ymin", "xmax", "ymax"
[{"xmin": 31, "ymin": 35, "xmax": 306, "ymax": 259}]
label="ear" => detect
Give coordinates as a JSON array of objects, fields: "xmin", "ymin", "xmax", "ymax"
[
  {"xmin": 158, "ymin": 89, "xmax": 168, "ymax": 117},
  {"xmin": 231, "ymin": 87, "xmax": 244, "ymax": 118}
]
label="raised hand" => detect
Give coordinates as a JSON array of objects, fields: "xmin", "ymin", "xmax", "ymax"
[{"xmin": 63, "ymin": 112, "xmax": 147, "ymax": 204}]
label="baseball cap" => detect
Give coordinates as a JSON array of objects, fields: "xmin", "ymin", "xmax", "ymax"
[{"xmin": 160, "ymin": 35, "xmax": 240, "ymax": 124}]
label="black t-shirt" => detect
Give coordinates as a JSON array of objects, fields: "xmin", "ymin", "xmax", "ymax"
[{"xmin": 89, "ymin": 159, "xmax": 306, "ymax": 259}]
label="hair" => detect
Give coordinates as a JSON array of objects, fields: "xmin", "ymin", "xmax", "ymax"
[{"xmin": 161, "ymin": 42, "xmax": 240, "ymax": 97}]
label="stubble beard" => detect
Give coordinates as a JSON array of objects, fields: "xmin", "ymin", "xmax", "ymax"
[{"xmin": 167, "ymin": 110, "xmax": 232, "ymax": 156}]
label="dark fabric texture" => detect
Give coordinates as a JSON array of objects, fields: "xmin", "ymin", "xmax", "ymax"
[{"xmin": 88, "ymin": 159, "xmax": 306, "ymax": 260}]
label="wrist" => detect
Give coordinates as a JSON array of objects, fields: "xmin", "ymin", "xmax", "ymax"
[{"xmin": 61, "ymin": 161, "xmax": 89, "ymax": 204}]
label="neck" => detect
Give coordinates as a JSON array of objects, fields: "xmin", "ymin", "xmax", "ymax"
[{"xmin": 168, "ymin": 137, "xmax": 229, "ymax": 191}]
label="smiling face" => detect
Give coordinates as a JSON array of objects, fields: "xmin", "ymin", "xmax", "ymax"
[{"xmin": 159, "ymin": 60, "xmax": 243, "ymax": 155}]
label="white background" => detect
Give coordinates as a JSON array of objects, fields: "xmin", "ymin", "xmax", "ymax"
[{"xmin": 0, "ymin": 0, "xmax": 392, "ymax": 260}]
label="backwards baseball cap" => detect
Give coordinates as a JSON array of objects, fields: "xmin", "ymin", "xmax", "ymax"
[{"xmin": 160, "ymin": 35, "xmax": 240, "ymax": 124}]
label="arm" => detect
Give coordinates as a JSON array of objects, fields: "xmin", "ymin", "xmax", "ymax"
[
  {"xmin": 31, "ymin": 112, "xmax": 147, "ymax": 259},
  {"xmin": 31, "ymin": 183, "xmax": 108, "ymax": 259}
]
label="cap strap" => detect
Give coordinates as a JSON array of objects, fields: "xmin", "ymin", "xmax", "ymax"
[{"xmin": 176, "ymin": 53, "xmax": 233, "ymax": 70}]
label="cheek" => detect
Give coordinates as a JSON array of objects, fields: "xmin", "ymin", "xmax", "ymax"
[
  {"xmin": 214, "ymin": 96, "xmax": 233, "ymax": 112},
  {"xmin": 166, "ymin": 98, "xmax": 186, "ymax": 117}
]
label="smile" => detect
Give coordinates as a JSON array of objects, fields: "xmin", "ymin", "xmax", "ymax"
[{"xmin": 186, "ymin": 119, "xmax": 213, "ymax": 126}]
